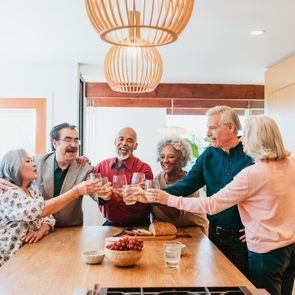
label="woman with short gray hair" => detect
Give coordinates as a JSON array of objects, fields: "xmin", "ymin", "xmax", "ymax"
[
  {"xmin": 153, "ymin": 137, "xmax": 208, "ymax": 233},
  {"xmin": 0, "ymin": 149, "xmax": 102, "ymax": 267}
]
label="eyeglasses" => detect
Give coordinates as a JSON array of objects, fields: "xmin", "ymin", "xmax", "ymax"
[{"xmin": 59, "ymin": 137, "xmax": 81, "ymax": 145}]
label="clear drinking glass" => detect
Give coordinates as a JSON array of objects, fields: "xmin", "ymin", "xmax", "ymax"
[
  {"xmin": 145, "ymin": 179, "xmax": 160, "ymax": 202},
  {"xmin": 112, "ymin": 175, "xmax": 127, "ymax": 195},
  {"xmin": 98, "ymin": 176, "xmax": 112, "ymax": 198},
  {"xmin": 122, "ymin": 185, "xmax": 140, "ymax": 205},
  {"xmin": 89, "ymin": 172, "xmax": 103, "ymax": 186},
  {"xmin": 131, "ymin": 172, "xmax": 146, "ymax": 185},
  {"xmin": 163, "ymin": 242, "xmax": 182, "ymax": 268}
]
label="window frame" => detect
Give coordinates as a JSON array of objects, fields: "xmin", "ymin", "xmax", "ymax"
[{"xmin": 0, "ymin": 98, "xmax": 46, "ymax": 155}]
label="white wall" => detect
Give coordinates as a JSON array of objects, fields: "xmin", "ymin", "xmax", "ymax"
[
  {"xmin": 83, "ymin": 107, "xmax": 166, "ymax": 225},
  {"xmin": 85, "ymin": 107, "xmax": 166, "ymax": 173}
]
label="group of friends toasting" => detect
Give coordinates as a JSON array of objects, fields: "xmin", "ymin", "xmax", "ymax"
[{"xmin": 0, "ymin": 106, "xmax": 294, "ymax": 295}]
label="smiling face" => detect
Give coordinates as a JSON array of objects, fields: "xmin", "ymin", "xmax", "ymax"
[
  {"xmin": 206, "ymin": 113, "xmax": 236, "ymax": 151},
  {"xmin": 114, "ymin": 128, "xmax": 138, "ymax": 160},
  {"xmin": 160, "ymin": 144, "xmax": 181, "ymax": 175},
  {"xmin": 20, "ymin": 155, "xmax": 38, "ymax": 183},
  {"xmin": 51, "ymin": 128, "xmax": 79, "ymax": 163}
]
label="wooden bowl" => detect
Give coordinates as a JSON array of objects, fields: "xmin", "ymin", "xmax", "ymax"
[{"xmin": 104, "ymin": 247, "xmax": 143, "ymax": 267}]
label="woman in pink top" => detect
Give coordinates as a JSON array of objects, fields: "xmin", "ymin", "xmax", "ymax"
[{"xmin": 144, "ymin": 115, "xmax": 295, "ymax": 295}]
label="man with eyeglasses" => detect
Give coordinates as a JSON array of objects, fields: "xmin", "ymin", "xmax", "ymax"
[{"xmin": 34, "ymin": 122, "xmax": 107, "ymax": 227}]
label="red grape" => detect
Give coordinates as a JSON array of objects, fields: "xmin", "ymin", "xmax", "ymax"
[{"xmin": 106, "ymin": 236, "xmax": 144, "ymax": 251}]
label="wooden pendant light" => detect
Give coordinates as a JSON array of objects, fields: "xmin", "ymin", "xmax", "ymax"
[
  {"xmin": 85, "ymin": 0, "xmax": 195, "ymax": 47},
  {"xmin": 104, "ymin": 39, "xmax": 163, "ymax": 93}
]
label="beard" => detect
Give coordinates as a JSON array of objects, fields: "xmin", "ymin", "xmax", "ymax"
[{"xmin": 115, "ymin": 145, "xmax": 132, "ymax": 160}]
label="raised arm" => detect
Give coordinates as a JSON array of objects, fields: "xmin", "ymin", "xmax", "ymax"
[{"xmin": 41, "ymin": 180, "xmax": 101, "ymax": 217}]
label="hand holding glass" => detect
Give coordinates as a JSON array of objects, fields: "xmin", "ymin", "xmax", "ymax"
[
  {"xmin": 97, "ymin": 177, "xmax": 112, "ymax": 199},
  {"xmin": 89, "ymin": 172, "xmax": 102, "ymax": 186},
  {"xmin": 145, "ymin": 179, "xmax": 160, "ymax": 202},
  {"xmin": 112, "ymin": 175, "xmax": 127, "ymax": 197},
  {"xmin": 123, "ymin": 185, "xmax": 141, "ymax": 205}
]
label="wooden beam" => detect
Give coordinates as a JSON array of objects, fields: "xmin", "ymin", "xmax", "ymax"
[
  {"xmin": 87, "ymin": 97, "xmax": 264, "ymax": 109},
  {"xmin": 167, "ymin": 108, "xmax": 246, "ymax": 116},
  {"xmin": 87, "ymin": 97, "xmax": 171, "ymax": 108},
  {"xmin": 86, "ymin": 82, "xmax": 264, "ymax": 100}
]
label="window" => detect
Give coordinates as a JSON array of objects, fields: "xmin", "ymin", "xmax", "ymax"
[{"xmin": 0, "ymin": 99, "xmax": 46, "ymax": 159}]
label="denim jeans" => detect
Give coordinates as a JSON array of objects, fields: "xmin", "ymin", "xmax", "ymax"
[
  {"xmin": 248, "ymin": 243, "xmax": 295, "ymax": 295},
  {"xmin": 209, "ymin": 228, "xmax": 249, "ymax": 278}
]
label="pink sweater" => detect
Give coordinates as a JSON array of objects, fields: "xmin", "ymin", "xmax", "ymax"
[{"xmin": 168, "ymin": 156, "xmax": 295, "ymax": 253}]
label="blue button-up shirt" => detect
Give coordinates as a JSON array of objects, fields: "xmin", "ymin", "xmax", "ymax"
[{"xmin": 164, "ymin": 142, "xmax": 254, "ymax": 229}]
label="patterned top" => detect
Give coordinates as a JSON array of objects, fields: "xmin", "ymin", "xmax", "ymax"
[{"xmin": 0, "ymin": 184, "xmax": 55, "ymax": 267}]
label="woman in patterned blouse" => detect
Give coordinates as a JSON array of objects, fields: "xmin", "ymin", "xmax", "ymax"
[{"xmin": 0, "ymin": 149, "xmax": 102, "ymax": 267}]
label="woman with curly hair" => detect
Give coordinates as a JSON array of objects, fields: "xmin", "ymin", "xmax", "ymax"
[{"xmin": 152, "ymin": 137, "xmax": 208, "ymax": 234}]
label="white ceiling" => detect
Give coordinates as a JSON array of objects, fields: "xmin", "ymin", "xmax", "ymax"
[{"xmin": 1, "ymin": 0, "xmax": 295, "ymax": 85}]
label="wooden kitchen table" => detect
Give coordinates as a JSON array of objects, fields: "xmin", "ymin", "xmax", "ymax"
[{"xmin": 0, "ymin": 226, "xmax": 256, "ymax": 295}]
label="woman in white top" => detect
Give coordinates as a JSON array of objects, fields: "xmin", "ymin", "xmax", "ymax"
[
  {"xmin": 0, "ymin": 149, "xmax": 102, "ymax": 267},
  {"xmin": 141, "ymin": 115, "xmax": 295, "ymax": 295}
]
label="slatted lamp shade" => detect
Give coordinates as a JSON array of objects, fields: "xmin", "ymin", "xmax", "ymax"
[
  {"xmin": 104, "ymin": 40, "xmax": 163, "ymax": 93},
  {"xmin": 85, "ymin": 0, "xmax": 195, "ymax": 47}
]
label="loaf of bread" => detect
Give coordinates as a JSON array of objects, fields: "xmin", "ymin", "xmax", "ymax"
[{"xmin": 149, "ymin": 221, "xmax": 177, "ymax": 236}]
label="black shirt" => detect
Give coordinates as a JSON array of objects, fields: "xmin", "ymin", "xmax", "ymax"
[{"xmin": 53, "ymin": 159, "xmax": 69, "ymax": 197}]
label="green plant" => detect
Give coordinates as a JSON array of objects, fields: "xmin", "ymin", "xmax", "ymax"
[
  {"xmin": 183, "ymin": 137, "xmax": 199, "ymax": 159},
  {"xmin": 184, "ymin": 134, "xmax": 211, "ymax": 161}
]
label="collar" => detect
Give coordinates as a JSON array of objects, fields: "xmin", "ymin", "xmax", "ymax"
[
  {"xmin": 54, "ymin": 157, "xmax": 70, "ymax": 172},
  {"xmin": 111, "ymin": 155, "xmax": 135, "ymax": 171},
  {"xmin": 220, "ymin": 140, "xmax": 243, "ymax": 156}
]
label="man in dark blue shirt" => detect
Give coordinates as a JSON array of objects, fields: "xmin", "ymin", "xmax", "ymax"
[{"xmin": 164, "ymin": 106, "xmax": 253, "ymax": 277}]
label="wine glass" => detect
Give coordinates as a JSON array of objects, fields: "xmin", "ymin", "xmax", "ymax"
[
  {"xmin": 98, "ymin": 176, "xmax": 112, "ymax": 198},
  {"xmin": 89, "ymin": 172, "xmax": 103, "ymax": 186},
  {"xmin": 145, "ymin": 179, "xmax": 160, "ymax": 202},
  {"xmin": 123, "ymin": 185, "xmax": 140, "ymax": 205},
  {"xmin": 131, "ymin": 173, "xmax": 146, "ymax": 186},
  {"xmin": 112, "ymin": 175, "xmax": 127, "ymax": 196},
  {"xmin": 101, "ymin": 176, "xmax": 109, "ymax": 186}
]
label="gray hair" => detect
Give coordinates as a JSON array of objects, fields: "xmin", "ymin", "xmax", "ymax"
[
  {"xmin": 157, "ymin": 137, "xmax": 191, "ymax": 167},
  {"xmin": 206, "ymin": 106, "xmax": 242, "ymax": 135},
  {"xmin": 0, "ymin": 149, "xmax": 29, "ymax": 187},
  {"xmin": 244, "ymin": 115, "xmax": 290, "ymax": 161}
]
